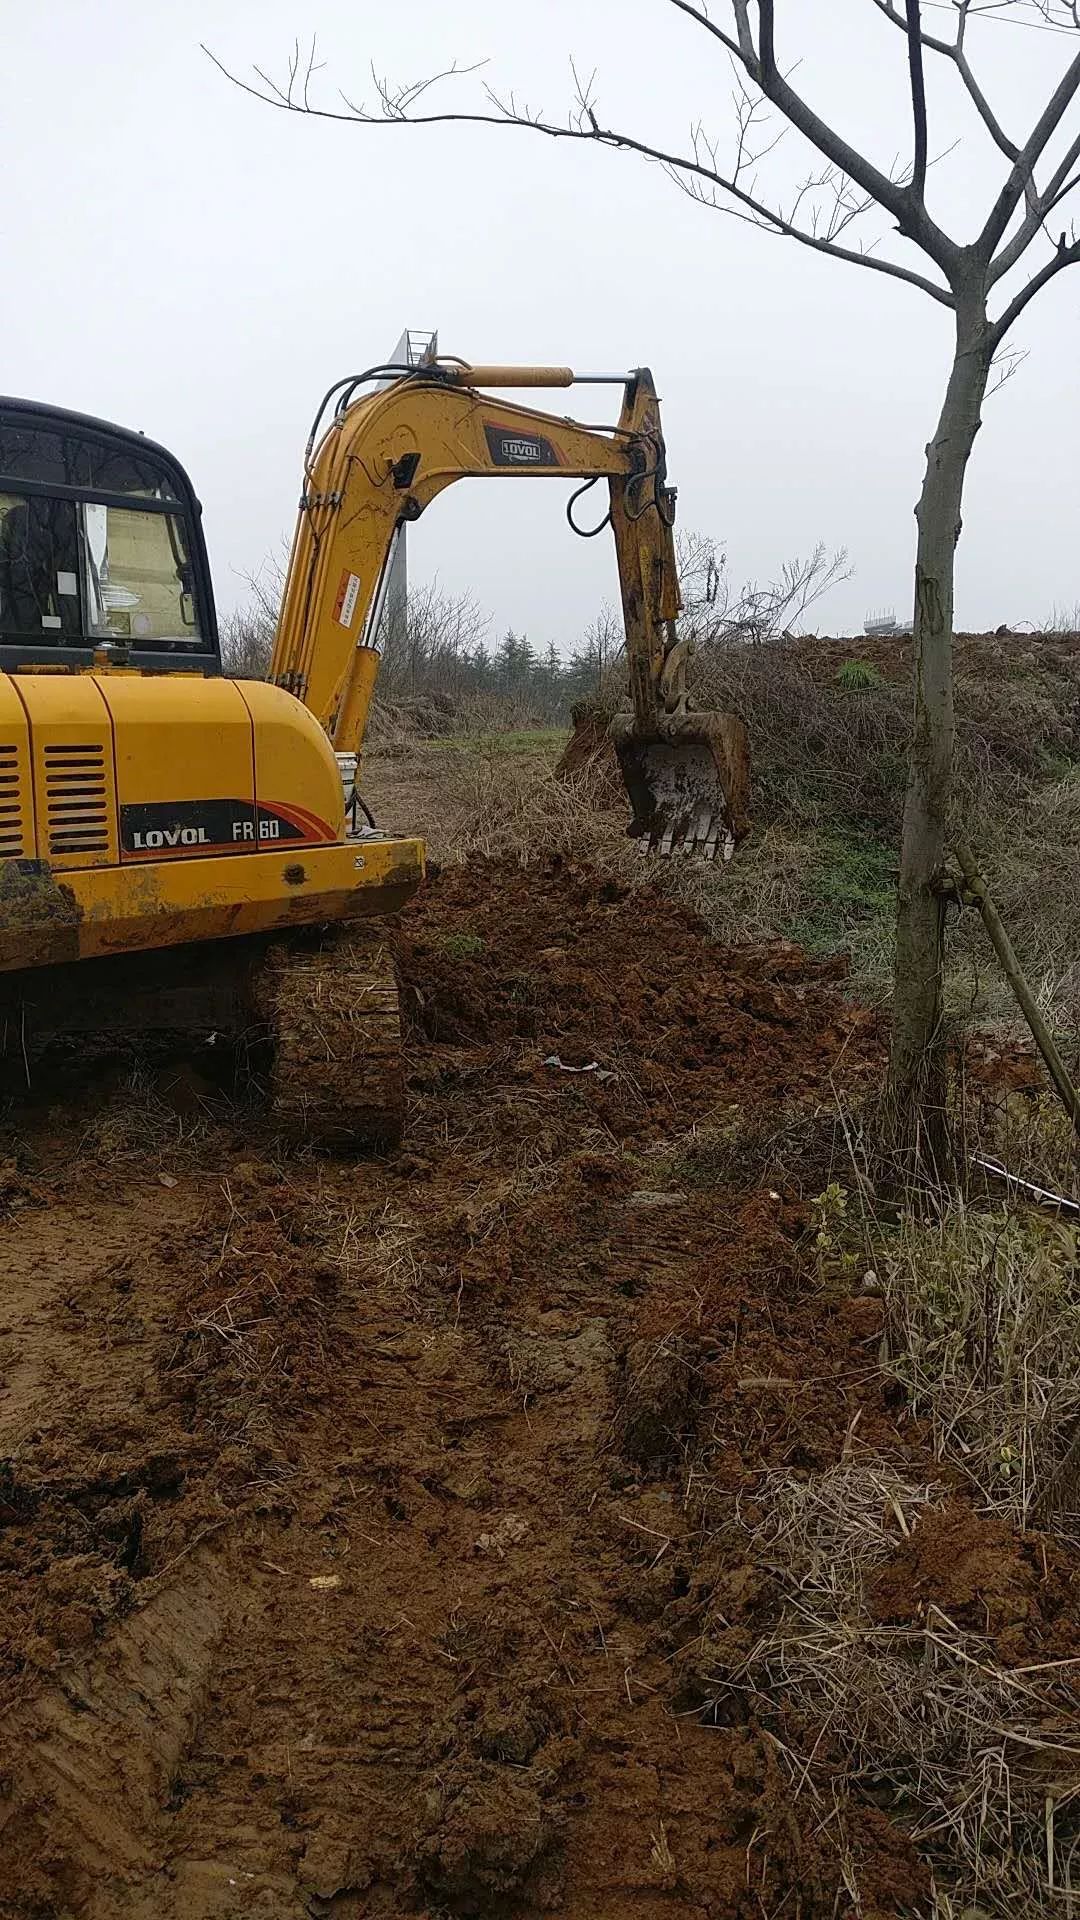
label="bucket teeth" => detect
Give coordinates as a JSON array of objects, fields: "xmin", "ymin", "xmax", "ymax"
[
  {"xmin": 633, "ymin": 808, "xmax": 737, "ymax": 858},
  {"xmin": 613, "ymin": 718, "xmax": 750, "ymax": 860}
]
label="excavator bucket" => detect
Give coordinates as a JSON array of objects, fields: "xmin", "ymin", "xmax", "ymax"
[{"xmin": 610, "ymin": 710, "xmax": 752, "ymax": 859}]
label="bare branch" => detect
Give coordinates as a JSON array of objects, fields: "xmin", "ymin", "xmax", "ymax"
[
  {"xmin": 663, "ymin": 0, "xmax": 743, "ymax": 59},
  {"xmin": 758, "ymin": 0, "xmax": 777, "ymax": 77},
  {"xmin": 731, "ymin": 0, "xmax": 757, "ymax": 64},
  {"xmin": 988, "ymin": 121, "xmax": 1080, "ymax": 278},
  {"xmin": 1024, "ymin": 1, "xmax": 1080, "ymax": 26},
  {"xmin": 872, "ymin": 0, "xmax": 1021, "ymax": 159},
  {"xmin": 986, "ymin": 340, "xmax": 1030, "ymax": 394},
  {"xmin": 203, "ymin": 46, "xmax": 955, "ymax": 305},
  {"xmin": 663, "ymin": 160, "xmax": 950, "ymax": 297},
  {"xmin": 906, "ymin": 0, "xmax": 931, "ymax": 201},
  {"xmin": 679, "ymin": 534, "xmax": 851, "ymax": 645},
  {"xmin": 725, "ymin": 0, "xmax": 959, "ymax": 269},
  {"xmin": 662, "ymin": 0, "xmax": 957, "ymax": 263},
  {"xmin": 875, "ymin": 0, "xmax": 1075, "ymax": 280},
  {"xmin": 1043, "ymin": 158, "xmax": 1080, "ymax": 210},
  {"xmin": 978, "ymin": 45, "xmax": 1080, "ymax": 257},
  {"xmin": 992, "ymin": 226, "xmax": 1080, "ymax": 335}
]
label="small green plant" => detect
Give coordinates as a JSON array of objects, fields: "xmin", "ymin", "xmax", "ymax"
[
  {"xmin": 835, "ymin": 659, "xmax": 884, "ymax": 691},
  {"xmin": 806, "ymin": 1180, "xmax": 858, "ymax": 1281},
  {"xmin": 437, "ymin": 931, "xmax": 485, "ymax": 959}
]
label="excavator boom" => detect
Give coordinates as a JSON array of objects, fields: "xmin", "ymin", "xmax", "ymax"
[{"xmin": 270, "ymin": 362, "xmax": 749, "ymax": 855}]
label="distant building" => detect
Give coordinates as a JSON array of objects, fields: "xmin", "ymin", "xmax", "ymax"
[{"xmin": 863, "ymin": 607, "xmax": 913, "ymax": 636}]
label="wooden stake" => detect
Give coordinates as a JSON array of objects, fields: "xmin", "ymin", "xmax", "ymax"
[{"xmin": 952, "ymin": 837, "xmax": 1080, "ymax": 1141}]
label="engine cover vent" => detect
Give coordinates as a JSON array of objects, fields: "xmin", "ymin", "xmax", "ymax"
[
  {"xmin": 0, "ymin": 745, "xmax": 26, "ymax": 858},
  {"xmin": 45, "ymin": 744, "xmax": 110, "ymax": 857}
]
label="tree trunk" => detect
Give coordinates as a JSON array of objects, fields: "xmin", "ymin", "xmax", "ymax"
[{"xmin": 888, "ymin": 291, "xmax": 993, "ymax": 1172}]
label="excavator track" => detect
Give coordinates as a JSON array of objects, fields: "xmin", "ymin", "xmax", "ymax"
[{"xmin": 254, "ymin": 924, "xmax": 405, "ymax": 1151}]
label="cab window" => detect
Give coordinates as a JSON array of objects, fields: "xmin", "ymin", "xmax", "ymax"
[
  {"xmin": 82, "ymin": 504, "xmax": 201, "ymax": 646},
  {"xmin": 0, "ymin": 494, "xmax": 81, "ymax": 638},
  {"xmin": 0, "ymin": 493, "xmax": 202, "ymax": 648},
  {"xmin": 0, "ymin": 423, "xmax": 181, "ymax": 499}
]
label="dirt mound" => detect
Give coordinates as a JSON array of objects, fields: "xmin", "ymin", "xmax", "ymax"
[
  {"xmin": 789, "ymin": 628, "xmax": 1080, "ymax": 686},
  {"xmin": 398, "ymin": 853, "xmax": 875, "ymax": 1135},
  {"xmin": 868, "ymin": 1502, "xmax": 1080, "ymax": 1662},
  {"xmin": 553, "ymin": 700, "xmax": 625, "ymax": 786},
  {"xmin": 0, "ymin": 853, "xmax": 1075, "ymax": 1919}
]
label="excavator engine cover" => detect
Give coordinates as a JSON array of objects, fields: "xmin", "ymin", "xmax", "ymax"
[{"xmin": 610, "ymin": 709, "xmax": 751, "ymax": 859}]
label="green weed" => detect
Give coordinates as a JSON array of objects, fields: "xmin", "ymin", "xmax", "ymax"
[
  {"xmin": 436, "ymin": 931, "xmax": 486, "ymax": 959},
  {"xmin": 835, "ymin": 658, "xmax": 884, "ymax": 690},
  {"xmin": 791, "ymin": 830, "xmax": 895, "ymax": 954}
]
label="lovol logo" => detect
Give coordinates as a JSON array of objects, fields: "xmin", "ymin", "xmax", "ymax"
[
  {"xmin": 120, "ymin": 797, "xmax": 320, "ymax": 858},
  {"xmin": 132, "ymin": 824, "xmax": 208, "ymax": 851},
  {"xmin": 483, "ymin": 422, "xmax": 559, "ymax": 468}
]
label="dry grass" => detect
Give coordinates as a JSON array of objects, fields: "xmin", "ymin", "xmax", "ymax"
[
  {"xmin": 77, "ymin": 1060, "xmax": 213, "ymax": 1165},
  {"xmin": 665, "ymin": 822, "xmax": 815, "ymax": 945},
  {"xmin": 430, "ymin": 751, "xmax": 640, "ymax": 870},
  {"xmin": 694, "ymin": 645, "xmax": 911, "ymax": 833},
  {"xmin": 719, "ymin": 1462, "xmax": 1080, "ymax": 1917},
  {"xmin": 960, "ymin": 775, "xmax": 1080, "ymax": 1037},
  {"xmin": 967, "ymin": 1080, "xmax": 1080, "ymax": 1204},
  {"xmin": 661, "ymin": 1102, "xmax": 860, "ymax": 1200},
  {"xmin": 879, "ymin": 1204, "xmax": 1080, "ymax": 1529},
  {"xmin": 694, "ymin": 637, "xmax": 1079, "ymax": 833}
]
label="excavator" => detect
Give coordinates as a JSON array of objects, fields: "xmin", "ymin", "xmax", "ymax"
[{"xmin": 0, "ymin": 358, "xmax": 749, "ymax": 1145}]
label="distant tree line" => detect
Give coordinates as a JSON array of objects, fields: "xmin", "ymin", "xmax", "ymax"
[{"xmin": 220, "ymin": 533, "xmax": 851, "ymax": 725}]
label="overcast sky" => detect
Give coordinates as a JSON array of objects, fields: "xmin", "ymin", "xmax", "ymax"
[{"xmin": 4, "ymin": 1, "xmax": 1079, "ymax": 645}]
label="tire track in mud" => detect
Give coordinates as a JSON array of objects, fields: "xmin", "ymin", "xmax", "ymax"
[
  {"xmin": 1, "ymin": 1561, "xmax": 229, "ymax": 1918},
  {"xmin": 4, "ymin": 856, "xmax": 1064, "ymax": 1919},
  {"xmin": 0, "ymin": 1184, "xmax": 200, "ymax": 1456},
  {"xmin": 0, "ymin": 1169, "xmax": 917, "ymax": 1916}
]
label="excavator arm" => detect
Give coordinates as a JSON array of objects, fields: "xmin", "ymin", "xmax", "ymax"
[{"xmin": 270, "ymin": 363, "xmax": 749, "ymax": 854}]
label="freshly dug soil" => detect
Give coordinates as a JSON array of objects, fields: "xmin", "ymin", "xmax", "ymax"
[
  {"xmin": 0, "ymin": 853, "xmax": 1074, "ymax": 1920},
  {"xmin": 397, "ymin": 853, "xmax": 874, "ymax": 1135}
]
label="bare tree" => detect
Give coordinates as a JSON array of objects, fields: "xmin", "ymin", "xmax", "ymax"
[
  {"xmin": 379, "ymin": 580, "xmax": 490, "ymax": 701},
  {"xmin": 210, "ymin": 3, "xmax": 1080, "ymax": 1164},
  {"xmin": 1041, "ymin": 599, "xmax": 1080, "ymax": 632},
  {"xmin": 220, "ymin": 556, "xmax": 284, "ymax": 678},
  {"xmin": 676, "ymin": 529, "xmax": 852, "ymax": 645}
]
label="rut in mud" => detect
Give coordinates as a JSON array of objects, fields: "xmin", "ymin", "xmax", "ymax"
[{"xmin": 0, "ymin": 854, "xmax": 1076, "ymax": 1919}]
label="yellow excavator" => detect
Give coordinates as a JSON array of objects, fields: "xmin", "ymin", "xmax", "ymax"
[{"xmin": 0, "ymin": 359, "xmax": 748, "ymax": 1144}]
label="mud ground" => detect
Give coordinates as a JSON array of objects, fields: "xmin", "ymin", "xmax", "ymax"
[{"xmin": 0, "ymin": 837, "xmax": 1076, "ymax": 1919}]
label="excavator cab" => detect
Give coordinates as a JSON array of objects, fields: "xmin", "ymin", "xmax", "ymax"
[{"xmin": 0, "ymin": 404, "xmax": 218, "ymax": 668}]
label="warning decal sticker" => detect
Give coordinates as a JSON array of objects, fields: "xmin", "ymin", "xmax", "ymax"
[{"xmin": 333, "ymin": 569, "xmax": 362, "ymax": 630}]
